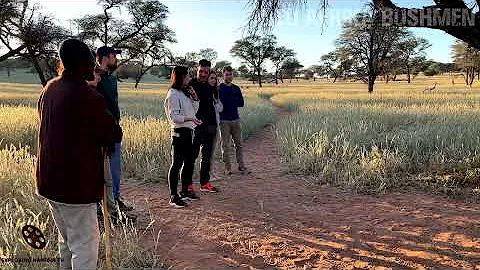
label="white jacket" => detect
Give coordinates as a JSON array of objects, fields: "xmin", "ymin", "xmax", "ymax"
[{"xmin": 164, "ymin": 88, "xmax": 199, "ymax": 129}]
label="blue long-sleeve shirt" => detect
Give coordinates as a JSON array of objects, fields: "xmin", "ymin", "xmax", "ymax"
[{"xmin": 219, "ymin": 83, "xmax": 244, "ymax": 121}]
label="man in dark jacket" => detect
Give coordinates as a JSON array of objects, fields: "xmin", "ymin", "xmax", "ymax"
[
  {"xmin": 187, "ymin": 59, "xmax": 219, "ymax": 195},
  {"xmin": 36, "ymin": 39, "xmax": 122, "ymax": 269},
  {"xmin": 95, "ymin": 46, "xmax": 134, "ymax": 213}
]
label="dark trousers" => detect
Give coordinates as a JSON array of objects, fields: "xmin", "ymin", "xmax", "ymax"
[
  {"xmin": 193, "ymin": 126, "xmax": 217, "ymax": 185},
  {"xmin": 168, "ymin": 128, "xmax": 194, "ymax": 196}
]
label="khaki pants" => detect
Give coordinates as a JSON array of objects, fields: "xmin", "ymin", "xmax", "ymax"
[
  {"xmin": 220, "ymin": 120, "xmax": 245, "ymax": 170},
  {"xmin": 48, "ymin": 200, "xmax": 99, "ymax": 270}
]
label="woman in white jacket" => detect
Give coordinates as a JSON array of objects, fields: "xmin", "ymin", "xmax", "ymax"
[{"xmin": 164, "ymin": 66, "xmax": 202, "ymax": 208}]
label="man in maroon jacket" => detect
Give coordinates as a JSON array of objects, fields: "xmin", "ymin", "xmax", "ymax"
[{"xmin": 36, "ymin": 39, "xmax": 122, "ymax": 269}]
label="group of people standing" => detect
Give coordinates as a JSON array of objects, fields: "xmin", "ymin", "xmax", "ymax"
[
  {"xmin": 35, "ymin": 38, "xmax": 249, "ymax": 269},
  {"xmin": 164, "ymin": 59, "xmax": 249, "ymax": 208}
]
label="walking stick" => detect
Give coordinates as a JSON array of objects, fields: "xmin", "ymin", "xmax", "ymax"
[{"xmin": 102, "ymin": 155, "xmax": 113, "ymax": 270}]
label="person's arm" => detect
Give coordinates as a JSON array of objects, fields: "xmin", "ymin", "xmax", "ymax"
[
  {"xmin": 192, "ymin": 100, "xmax": 200, "ymax": 114},
  {"xmin": 214, "ymin": 99, "xmax": 223, "ymax": 113},
  {"xmin": 89, "ymin": 93, "xmax": 122, "ymax": 147},
  {"xmin": 235, "ymin": 86, "xmax": 245, "ymax": 108},
  {"xmin": 164, "ymin": 92, "xmax": 186, "ymax": 124}
]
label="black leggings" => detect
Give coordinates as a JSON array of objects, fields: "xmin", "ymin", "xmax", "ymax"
[
  {"xmin": 192, "ymin": 126, "xmax": 217, "ymax": 185},
  {"xmin": 168, "ymin": 128, "xmax": 194, "ymax": 196}
]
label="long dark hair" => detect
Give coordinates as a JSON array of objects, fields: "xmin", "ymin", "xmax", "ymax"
[
  {"xmin": 169, "ymin": 66, "xmax": 188, "ymax": 91},
  {"xmin": 209, "ymin": 71, "xmax": 219, "ymax": 99}
]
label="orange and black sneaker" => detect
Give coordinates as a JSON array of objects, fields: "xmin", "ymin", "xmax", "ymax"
[{"xmin": 200, "ymin": 182, "xmax": 219, "ymax": 193}]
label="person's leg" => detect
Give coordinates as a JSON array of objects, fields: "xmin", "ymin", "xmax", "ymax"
[
  {"xmin": 51, "ymin": 201, "xmax": 99, "ymax": 270},
  {"xmin": 109, "ymin": 143, "xmax": 121, "ymax": 200},
  {"xmin": 209, "ymin": 130, "xmax": 218, "ymax": 178},
  {"xmin": 192, "ymin": 127, "xmax": 204, "ymax": 185},
  {"xmin": 168, "ymin": 136, "xmax": 184, "ymax": 196},
  {"xmin": 47, "ymin": 201, "xmax": 72, "ymax": 270},
  {"xmin": 199, "ymin": 130, "xmax": 216, "ymax": 185},
  {"xmin": 220, "ymin": 121, "xmax": 233, "ymax": 173},
  {"xmin": 231, "ymin": 120, "xmax": 246, "ymax": 170},
  {"xmin": 181, "ymin": 132, "xmax": 195, "ymax": 195}
]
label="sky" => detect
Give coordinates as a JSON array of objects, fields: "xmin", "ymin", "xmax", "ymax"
[{"xmin": 33, "ymin": 0, "xmax": 458, "ymax": 70}]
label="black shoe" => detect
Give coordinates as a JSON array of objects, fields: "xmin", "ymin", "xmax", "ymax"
[
  {"xmin": 116, "ymin": 197, "xmax": 134, "ymax": 212},
  {"xmin": 239, "ymin": 167, "xmax": 251, "ymax": 175},
  {"xmin": 180, "ymin": 190, "xmax": 200, "ymax": 201},
  {"xmin": 169, "ymin": 195, "xmax": 187, "ymax": 208}
]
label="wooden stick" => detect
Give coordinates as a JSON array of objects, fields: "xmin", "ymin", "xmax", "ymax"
[{"xmin": 102, "ymin": 157, "xmax": 113, "ymax": 270}]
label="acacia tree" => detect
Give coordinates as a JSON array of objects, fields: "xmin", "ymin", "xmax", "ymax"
[
  {"xmin": 319, "ymin": 51, "xmax": 353, "ymax": 83},
  {"xmin": 0, "ymin": 0, "xmax": 67, "ymax": 85},
  {"xmin": 199, "ymin": 48, "xmax": 218, "ymax": 63},
  {"xmin": 336, "ymin": 9, "xmax": 407, "ymax": 92},
  {"xmin": 230, "ymin": 34, "xmax": 276, "ymax": 87},
  {"xmin": 270, "ymin": 46, "xmax": 295, "ymax": 84},
  {"xmin": 281, "ymin": 57, "xmax": 303, "ymax": 82},
  {"xmin": 397, "ymin": 36, "xmax": 431, "ymax": 83},
  {"xmin": 74, "ymin": 0, "xmax": 175, "ymax": 70},
  {"xmin": 452, "ymin": 40, "xmax": 480, "ymax": 87}
]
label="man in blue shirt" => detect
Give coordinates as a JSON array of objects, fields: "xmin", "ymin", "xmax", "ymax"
[{"xmin": 219, "ymin": 66, "xmax": 250, "ymax": 175}]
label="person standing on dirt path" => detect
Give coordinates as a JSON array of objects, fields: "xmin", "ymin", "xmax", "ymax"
[
  {"xmin": 189, "ymin": 59, "xmax": 219, "ymax": 193},
  {"xmin": 95, "ymin": 46, "xmax": 135, "ymax": 215},
  {"xmin": 219, "ymin": 66, "xmax": 250, "ymax": 175},
  {"xmin": 207, "ymin": 70, "xmax": 223, "ymax": 181},
  {"xmin": 36, "ymin": 38, "xmax": 123, "ymax": 269},
  {"xmin": 164, "ymin": 66, "xmax": 202, "ymax": 207}
]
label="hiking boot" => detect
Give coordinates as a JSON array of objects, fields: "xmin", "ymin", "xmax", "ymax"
[
  {"xmin": 200, "ymin": 182, "xmax": 219, "ymax": 193},
  {"xmin": 169, "ymin": 195, "xmax": 187, "ymax": 208},
  {"xmin": 116, "ymin": 197, "xmax": 134, "ymax": 212}
]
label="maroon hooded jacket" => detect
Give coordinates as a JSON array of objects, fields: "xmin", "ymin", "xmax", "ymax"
[{"xmin": 36, "ymin": 73, "xmax": 122, "ymax": 204}]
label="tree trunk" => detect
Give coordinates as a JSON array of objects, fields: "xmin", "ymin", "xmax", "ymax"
[
  {"xmin": 257, "ymin": 68, "xmax": 262, "ymax": 87},
  {"xmin": 333, "ymin": 76, "xmax": 338, "ymax": 83},
  {"xmin": 368, "ymin": 74, "xmax": 375, "ymax": 93},
  {"xmin": 275, "ymin": 70, "xmax": 278, "ymax": 84},
  {"xmin": 393, "ymin": 73, "xmax": 397, "ymax": 81},
  {"xmin": 29, "ymin": 48, "xmax": 48, "ymax": 86},
  {"xmin": 134, "ymin": 76, "xmax": 141, "ymax": 89},
  {"xmin": 407, "ymin": 65, "xmax": 411, "ymax": 83},
  {"xmin": 6, "ymin": 66, "xmax": 10, "ymax": 77},
  {"xmin": 386, "ymin": 74, "xmax": 390, "ymax": 84},
  {"xmin": 313, "ymin": 76, "xmax": 316, "ymax": 82},
  {"xmin": 280, "ymin": 72, "xmax": 284, "ymax": 83}
]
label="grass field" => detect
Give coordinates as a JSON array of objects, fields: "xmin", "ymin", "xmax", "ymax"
[{"xmin": 1, "ymin": 75, "xmax": 480, "ymax": 268}]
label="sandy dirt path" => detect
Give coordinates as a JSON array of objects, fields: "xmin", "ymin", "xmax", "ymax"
[{"xmin": 122, "ymin": 118, "xmax": 480, "ymax": 269}]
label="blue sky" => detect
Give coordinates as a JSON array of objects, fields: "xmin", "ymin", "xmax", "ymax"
[{"xmin": 35, "ymin": 0, "xmax": 457, "ymax": 69}]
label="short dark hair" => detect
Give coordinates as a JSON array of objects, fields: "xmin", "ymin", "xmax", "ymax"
[
  {"xmin": 223, "ymin": 66, "xmax": 233, "ymax": 73},
  {"xmin": 169, "ymin": 66, "xmax": 188, "ymax": 90},
  {"xmin": 59, "ymin": 39, "xmax": 94, "ymax": 71},
  {"xmin": 198, "ymin": 59, "xmax": 211, "ymax": 67}
]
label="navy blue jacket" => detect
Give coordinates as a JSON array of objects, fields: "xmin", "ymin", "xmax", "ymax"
[{"xmin": 219, "ymin": 83, "xmax": 244, "ymax": 121}]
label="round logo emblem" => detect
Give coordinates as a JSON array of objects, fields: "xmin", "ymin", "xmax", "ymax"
[{"xmin": 21, "ymin": 225, "xmax": 47, "ymax": 249}]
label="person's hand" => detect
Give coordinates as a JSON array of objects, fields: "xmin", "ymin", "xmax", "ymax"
[
  {"xmin": 193, "ymin": 118, "xmax": 203, "ymax": 126},
  {"xmin": 188, "ymin": 86, "xmax": 198, "ymax": 100}
]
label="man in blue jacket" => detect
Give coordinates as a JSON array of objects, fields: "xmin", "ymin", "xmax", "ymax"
[{"xmin": 219, "ymin": 66, "xmax": 250, "ymax": 175}]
